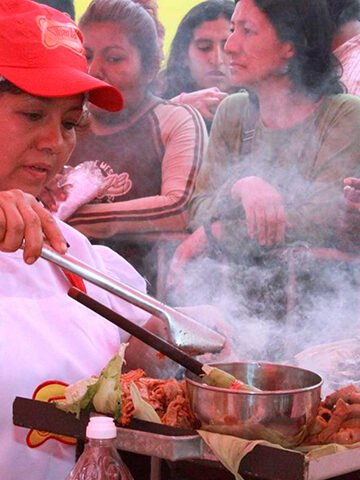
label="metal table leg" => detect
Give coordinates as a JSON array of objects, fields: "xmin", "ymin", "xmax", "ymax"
[{"xmin": 150, "ymin": 456, "xmax": 162, "ymax": 480}]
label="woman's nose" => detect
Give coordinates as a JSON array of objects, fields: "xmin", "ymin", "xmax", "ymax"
[
  {"xmin": 209, "ymin": 45, "xmax": 224, "ymax": 66},
  {"xmin": 88, "ymin": 55, "xmax": 105, "ymax": 80},
  {"xmin": 224, "ymin": 33, "xmax": 236, "ymax": 55},
  {"xmin": 37, "ymin": 122, "xmax": 66, "ymax": 154}
]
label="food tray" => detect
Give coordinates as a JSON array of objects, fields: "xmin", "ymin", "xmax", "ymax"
[{"xmin": 12, "ymin": 397, "xmax": 360, "ymax": 480}]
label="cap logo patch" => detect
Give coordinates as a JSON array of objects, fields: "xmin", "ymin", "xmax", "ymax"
[{"xmin": 37, "ymin": 16, "xmax": 84, "ymax": 56}]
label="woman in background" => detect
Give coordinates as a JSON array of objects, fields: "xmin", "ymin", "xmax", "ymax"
[
  {"xmin": 158, "ymin": 0, "xmax": 235, "ymax": 130},
  {"xmin": 132, "ymin": 0, "xmax": 166, "ymax": 56},
  {"xmin": 326, "ymin": 0, "xmax": 360, "ymax": 96},
  {"xmin": 168, "ymin": 0, "xmax": 360, "ymax": 358},
  {"xmin": 45, "ymin": 0, "xmax": 207, "ymax": 285}
]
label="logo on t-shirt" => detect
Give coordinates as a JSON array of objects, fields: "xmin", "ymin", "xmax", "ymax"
[{"xmin": 26, "ymin": 381, "xmax": 76, "ymax": 448}]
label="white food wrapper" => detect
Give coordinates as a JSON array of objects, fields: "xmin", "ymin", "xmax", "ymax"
[
  {"xmin": 294, "ymin": 338, "xmax": 360, "ymax": 395},
  {"xmin": 54, "ymin": 161, "xmax": 106, "ymax": 220}
]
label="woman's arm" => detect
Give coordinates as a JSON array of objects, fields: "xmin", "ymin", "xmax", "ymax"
[
  {"xmin": 68, "ymin": 104, "xmax": 208, "ymax": 237},
  {"xmin": 189, "ymin": 93, "xmax": 247, "ymax": 228},
  {"xmin": 191, "ymin": 95, "xmax": 360, "ymax": 248},
  {"xmin": 172, "ymin": 87, "xmax": 228, "ymax": 123},
  {"xmin": 190, "ymin": 93, "xmax": 286, "ymax": 246},
  {"xmin": 284, "ymin": 96, "xmax": 360, "ymax": 245}
]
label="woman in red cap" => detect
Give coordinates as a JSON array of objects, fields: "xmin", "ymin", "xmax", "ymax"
[{"xmin": 0, "ymin": 1, "xmax": 177, "ymax": 478}]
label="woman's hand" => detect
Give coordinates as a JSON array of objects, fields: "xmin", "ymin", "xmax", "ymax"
[
  {"xmin": 166, "ymin": 226, "xmax": 209, "ymax": 293},
  {"xmin": 344, "ymin": 177, "xmax": 360, "ymax": 208},
  {"xmin": 39, "ymin": 173, "xmax": 69, "ymax": 213},
  {"xmin": 231, "ymin": 176, "xmax": 286, "ymax": 246},
  {"xmin": 0, "ymin": 189, "xmax": 67, "ymax": 264},
  {"xmin": 336, "ymin": 178, "xmax": 360, "ymax": 250},
  {"xmin": 175, "ymin": 87, "xmax": 228, "ymax": 122}
]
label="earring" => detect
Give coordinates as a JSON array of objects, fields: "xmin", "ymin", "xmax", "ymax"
[{"xmin": 278, "ymin": 62, "xmax": 290, "ymax": 76}]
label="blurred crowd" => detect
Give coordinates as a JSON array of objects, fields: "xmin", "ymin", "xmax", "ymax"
[{"xmin": 39, "ymin": 0, "xmax": 360, "ymax": 312}]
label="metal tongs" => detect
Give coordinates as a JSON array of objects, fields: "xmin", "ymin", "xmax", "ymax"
[{"xmin": 40, "ymin": 245, "xmax": 225, "ymax": 355}]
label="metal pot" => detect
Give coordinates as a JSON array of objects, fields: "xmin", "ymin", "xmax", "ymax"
[{"xmin": 186, "ymin": 361, "xmax": 322, "ymax": 447}]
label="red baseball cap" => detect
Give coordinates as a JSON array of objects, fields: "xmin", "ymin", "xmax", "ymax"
[{"xmin": 0, "ymin": 0, "xmax": 123, "ymax": 111}]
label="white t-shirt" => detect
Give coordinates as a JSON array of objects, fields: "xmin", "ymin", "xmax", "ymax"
[{"xmin": 0, "ymin": 220, "xmax": 150, "ymax": 479}]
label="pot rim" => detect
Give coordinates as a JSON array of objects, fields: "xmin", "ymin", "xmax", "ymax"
[{"xmin": 185, "ymin": 360, "xmax": 323, "ymax": 395}]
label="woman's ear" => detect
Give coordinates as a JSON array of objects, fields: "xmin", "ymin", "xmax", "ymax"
[
  {"xmin": 145, "ymin": 63, "xmax": 161, "ymax": 86},
  {"xmin": 183, "ymin": 51, "xmax": 189, "ymax": 67},
  {"xmin": 283, "ymin": 41, "xmax": 295, "ymax": 60}
]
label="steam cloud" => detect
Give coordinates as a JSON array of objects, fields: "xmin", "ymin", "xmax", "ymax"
[{"xmin": 164, "ymin": 248, "xmax": 360, "ymax": 394}]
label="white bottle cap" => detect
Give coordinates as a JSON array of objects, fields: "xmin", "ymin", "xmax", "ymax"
[{"xmin": 86, "ymin": 416, "xmax": 117, "ymax": 439}]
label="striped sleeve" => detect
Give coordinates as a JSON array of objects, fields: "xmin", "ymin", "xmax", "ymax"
[{"xmin": 68, "ymin": 102, "xmax": 208, "ymax": 237}]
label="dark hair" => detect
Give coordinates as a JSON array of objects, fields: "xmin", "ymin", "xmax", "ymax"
[
  {"xmin": 325, "ymin": 0, "xmax": 360, "ymax": 28},
  {"xmin": 33, "ymin": 0, "xmax": 75, "ymax": 19},
  {"xmin": 160, "ymin": 0, "xmax": 234, "ymax": 99},
  {"xmin": 0, "ymin": 79, "xmax": 23, "ymax": 95},
  {"xmin": 132, "ymin": 0, "xmax": 165, "ymax": 42},
  {"xmin": 242, "ymin": 0, "xmax": 344, "ymax": 97},
  {"xmin": 79, "ymin": 0, "xmax": 161, "ymax": 79}
]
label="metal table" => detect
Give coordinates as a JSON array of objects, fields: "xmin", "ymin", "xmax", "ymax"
[{"xmin": 12, "ymin": 397, "xmax": 360, "ymax": 480}]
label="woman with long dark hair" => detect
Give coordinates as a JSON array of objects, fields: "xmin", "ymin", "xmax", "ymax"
[
  {"xmin": 159, "ymin": 0, "xmax": 235, "ymax": 129},
  {"xmin": 168, "ymin": 0, "xmax": 360, "ymax": 348}
]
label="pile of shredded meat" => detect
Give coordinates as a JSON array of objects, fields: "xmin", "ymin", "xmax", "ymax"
[
  {"xmin": 304, "ymin": 384, "xmax": 360, "ymax": 445},
  {"xmin": 119, "ymin": 369, "xmax": 200, "ymax": 430},
  {"xmin": 118, "ymin": 369, "xmax": 360, "ymax": 445}
]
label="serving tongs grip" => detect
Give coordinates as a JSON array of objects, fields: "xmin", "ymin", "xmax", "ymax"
[
  {"xmin": 40, "ymin": 245, "xmax": 225, "ymax": 355},
  {"xmin": 69, "ymin": 287, "xmax": 260, "ymax": 391},
  {"xmin": 68, "ymin": 287, "xmax": 204, "ymax": 376}
]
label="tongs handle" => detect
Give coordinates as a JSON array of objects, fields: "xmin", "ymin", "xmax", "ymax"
[
  {"xmin": 40, "ymin": 245, "xmax": 225, "ymax": 354},
  {"xmin": 68, "ymin": 287, "xmax": 204, "ymax": 376},
  {"xmin": 40, "ymin": 245, "xmax": 171, "ymax": 322}
]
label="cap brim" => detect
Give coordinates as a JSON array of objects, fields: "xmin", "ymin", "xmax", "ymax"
[{"xmin": 0, "ymin": 65, "xmax": 123, "ymax": 112}]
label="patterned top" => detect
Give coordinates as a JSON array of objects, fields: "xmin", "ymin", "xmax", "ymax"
[
  {"xmin": 334, "ymin": 33, "xmax": 360, "ymax": 96},
  {"xmin": 68, "ymin": 95, "xmax": 207, "ymax": 238}
]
